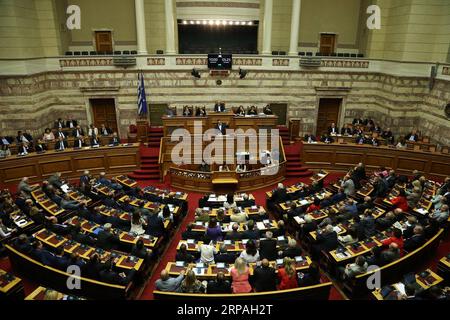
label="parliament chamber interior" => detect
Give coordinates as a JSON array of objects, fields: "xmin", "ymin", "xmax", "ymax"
[{"xmin": 1, "ymin": 0, "xmax": 450, "ymax": 305}]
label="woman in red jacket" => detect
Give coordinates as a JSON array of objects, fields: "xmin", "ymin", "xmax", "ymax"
[
  {"xmin": 277, "ymin": 257, "xmax": 298, "ymax": 290},
  {"xmin": 390, "ymin": 189, "xmax": 409, "ymax": 212},
  {"xmin": 306, "ymin": 198, "xmax": 321, "ymax": 213}
]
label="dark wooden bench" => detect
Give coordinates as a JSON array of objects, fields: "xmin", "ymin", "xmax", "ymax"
[
  {"xmin": 5, "ymin": 244, "xmax": 131, "ymax": 300},
  {"xmin": 154, "ymin": 281, "xmax": 332, "ymax": 300}
]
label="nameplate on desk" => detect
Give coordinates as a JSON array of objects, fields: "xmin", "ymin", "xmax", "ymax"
[{"xmin": 216, "ymin": 262, "xmax": 226, "ymax": 269}]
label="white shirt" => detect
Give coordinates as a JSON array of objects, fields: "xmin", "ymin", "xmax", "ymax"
[
  {"xmin": 57, "ymin": 131, "xmax": 65, "ymax": 139},
  {"xmin": 199, "ymin": 244, "xmax": 217, "ymax": 263},
  {"xmin": 239, "ymin": 250, "xmax": 260, "ymax": 263},
  {"xmin": 130, "ymin": 220, "xmax": 146, "ymax": 235},
  {"xmin": 88, "ymin": 128, "xmax": 98, "ymax": 137}
]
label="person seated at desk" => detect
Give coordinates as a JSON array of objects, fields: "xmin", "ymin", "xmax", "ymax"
[
  {"xmin": 280, "ymin": 238, "xmax": 303, "ymax": 258},
  {"xmin": 99, "ymin": 124, "xmax": 112, "ymax": 136},
  {"xmin": 352, "ymin": 118, "xmax": 363, "ymax": 125},
  {"xmin": 369, "ymin": 136, "xmax": 379, "ymax": 146},
  {"xmin": 195, "ymin": 106, "xmax": 207, "ymax": 116},
  {"xmin": 55, "ymin": 127, "xmax": 66, "ymax": 140},
  {"xmin": 97, "ymin": 223, "xmax": 120, "ymax": 250},
  {"xmin": 156, "ymin": 269, "xmax": 185, "ymax": 292},
  {"xmin": 224, "ymin": 223, "xmax": 241, "ymax": 241},
  {"xmin": 304, "ymin": 134, "xmax": 317, "ymax": 143},
  {"xmin": 379, "ymin": 243, "xmax": 401, "ymax": 265},
  {"xmin": 355, "ymin": 134, "xmax": 366, "ymax": 144},
  {"xmin": 0, "ymin": 144, "xmax": 11, "ymax": 157},
  {"xmin": 165, "ymin": 106, "xmax": 176, "ymax": 116},
  {"xmin": 328, "ymin": 123, "xmax": 338, "ymax": 135},
  {"xmin": 54, "ymin": 118, "xmax": 65, "ymax": 129},
  {"xmin": 381, "ymin": 128, "xmax": 394, "ymax": 144},
  {"xmin": 16, "ymin": 130, "xmax": 33, "ymax": 146},
  {"xmin": 207, "ymin": 272, "xmax": 232, "ymax": 294},
  {"xmin": 370, "ymin": 123, "xmax": 382, "ymax": 133},
  {"xmin": 176, "ymin": 244, "xmax": 195, "ymax": 263},
  {"xmin": 353, "ymin": 126, "xmax": 363, "ymax": 136},
  {"xmin": 214, "ymin": 101, "xmax": 226, "ymax": 112},
  {"xmin": 0, "ymin": 219, "xmax": 16, "ymax": 239},
  {"xmin": 341, "ymin": 124, "xmax": 353, "ymax": 136},
  {"xmin": 88, "ymin": 124, "xmax": 98, "ymax": 137},
  {"xmin": 321, "ymin": 134, "xmax": 334, "ymax": 144},
  {"xmin": 110, "ymin": 132, "xmax": 120, "ymax": 146},
  {"xmin": 49, "ymin": 171, "xmax": 64, "ymax": 188},
  {"xmin": 429, "ymin": 204, "xmax": 449, "ymax": 224},
  {"xmin": 72, "ymin": 125, "xmax": 84, "ymax": 138},
  {"xmin": 55, "ymin": 136, "xmax": 68, "ymax": 151},
  {"xmin": 235, "ymin": 105, "xmax": 246, "ymax": 116},
  {"xmin": 216, "ymin": 121, "xmax": 227, "ymax": 135},
  {"xmin": 182, "ymin": 105, "xmax": 193, "ymax": 116},
  {"xmin": 236, "ymin": 163, "xmax": 247, "ymax": 172},
  {"xmin": 35, "ymin": 138, "xmax": 47, "ymax": 152},
  {"xmin": 18, "ymin": 142, "xmax": 30, "ymax": 155},
  {"xmin": 219, "ymin": 164, "xmax": 230, "ymax": 172},
  {"xmin": 42, "ymin": 128, "xmax": 55, "ymax": 142},
  {"xmin": 66, "ymin": 116, "xmax": 77, "ymax": 129},
  {"xmin": 343, "ymin": 256, "xmax": 368, "ymax": 279},
  {"xmin": 391, "ymin": 189, "xmax": 409, "ymax": 212},
  {"xmin": 405, "ymin": 129, "xmax": 419, "ymax": 142},
  {"xmin": 199, "ymin": 160, "xmax": 210, "ymax": 172},
  {"xmin": 73, "ymin": 136, "xmax": 84, "ymax": 148},
  {"xmin": 230, "ymin": 208, "xmax": 248, "ymax": 223},
  {"xmin": 263, "ymin": 105, "xmax": 273, "ymax": 115},
  {"xmin": 180, "ymin": 269, "xmax": 205, "ymax": 293},
  {"xmin": 31, "ymin": 240, "xmax": 56, "ymax": 265},
  {"xmin": 0, "ymin": 135, "xmax": 13, "ymax": 146},
  {"xmin": 396, "ymin": 137, "xmax": 407, "ymax": 149},
  {"xmin": 99, "ymin": 259, "xmax": 136, "ymax": 286},
  {"xmin": 247, "ymin": 106, "xmax": 258, "ymax": 115},
  {"xmin": 90, "ymin": 135, "xmax": 100, "ymax": 147}
]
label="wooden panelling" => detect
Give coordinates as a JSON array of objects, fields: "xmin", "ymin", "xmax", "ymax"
[
  {"xmin": 302, "ymin": 143, "xmax": 450, "ymax": 178},
  {"xmin": 0, "ymin": 144, "xmax": 139, "ymax": 183}
]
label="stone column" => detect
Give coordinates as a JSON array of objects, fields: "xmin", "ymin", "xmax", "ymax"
[
  {"xmin": 165, "ymin": 0, "xmax": 176, "ymax": 54},
  {"xmin": 262, "ymin": 0, "xmax": 273, "ymax": 55},
  {"xmin": 134, "ymin": 0, "xmax": 148, "ymax": 54},
  {"xmin": 288, "ymin": 0, "xmax": 301, "ymax": 56}
]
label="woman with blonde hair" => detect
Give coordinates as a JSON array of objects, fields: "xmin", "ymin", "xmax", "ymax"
[
  {"xmin": 230, "ymin": 257, "xmax": 252, "ymax": 293},
  {"xmin": 180, "ymin": 269, "xmax": 205, "ymax": 293},
  {"xmin": 43, "ymin": 288, "xmax": 63, "ymax": 300},
  {"xmin": 277, "ymin": 257, "xmax": 298, "ymax": 290}
]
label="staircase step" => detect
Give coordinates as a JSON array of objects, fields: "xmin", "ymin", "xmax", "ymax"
[
  {"xmin": 133, "ymin": 169, "xmax": 160, "ymax": 175},
  {"xmin": 287, "ymin": 166, "xmax": 309, "ymax": 172},
  {"xmin": 286, "ymin": 171, "xmax": 313, "ymax": 177},
  {"xmin": 128, "ymin": 173, "xmax": 159, "ymax": 180},
  {"xmin": 141, "ymin": 164, "xmax": 159, "ymax": 170}
]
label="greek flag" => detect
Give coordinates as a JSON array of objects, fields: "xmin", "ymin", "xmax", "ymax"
[{"xmin": 137, "ymin": 72, "xmax": 148, "ymax": 116}]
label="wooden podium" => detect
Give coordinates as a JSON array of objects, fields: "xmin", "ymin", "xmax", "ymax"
[
  {"xmin": 136, "ymin": 120, "xmax": 149, "ymax": 143},
  {"xmin": 211, "ymin": 171, "xmax": 238, "ymax": 193}
]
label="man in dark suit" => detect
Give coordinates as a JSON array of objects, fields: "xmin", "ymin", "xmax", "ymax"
[
  {"xmin": 259, "ymin": 231, "xmax": 278, "ymax": 260},
  {"xmin": 252, "ymin": 259, "xmax": 277, "ymax": 292},
  {"xmin": 17, "ymin": 142, "xmax": 30, "ymax": 155},
  {"xmin": 73, "ymin": 136, "xmax": 84, "ymax": 148},
  {"xmin": 331, "ymin": 187, "xmax": 347, "ymax": 204},
  {"xmin": 55, "ymin": 128, "xmax": 66, "ymax": 140},
  {"xmin": 0, "ymin": 135, "xmax": 13, "ymax": 146},
  {"xmin": 381, "ymin": 128, "xmax": 394, "ymax": 144},
  {"xmin": 281, "ymin": 238, "xmax": 303, "ymax": 258},
  {"xmin": 66, "ymin": 117, "xmax": 78, "ymax": 129},
  {"xmin": 214, "ymin": 101, "xmax": 226, "ymax": 112},
  {"xmin": 341, "ymin": 124, "xmax": 353, "ymax": 135},
  {"xmin": 271, "ymin": 183, "xmax": 289, "ymax": 203},
  {"xmin": 372, "ymin": 176, "xmax": 388, "ymax": 199},
  {"xmin": 99, "ymin": 260, "xmax": 135, "ymax": 285},
  {"xmin": 403, "ymin": 225, "xmax": 425, "ymax": 252},
  {"xmin": 241, "ymin": 220, "xmax": 260, "ymax": 240},
  {"xmin": 71, "ymin": 224, "xmax": 96, "ymax": 246},
  {"xmin": 352, "ymin": 118, "xmax": 363, "ymax": 125},
  {"xmin": 405, "ymin": 129, "xmax": 419, "ymax": 142},
  {"xmin": 52, "ymin": 246, "xmax": 70, "ymax": 270},
  {"xmin": 31, "ymin": 241, "xmax": 56, "ymax": 265},
  {"xmin": 72, "ymin": 125, "xmax": 84, "ymax": 138},
  {"xmin": 100, "ymin": 124, "xmax": 112, "ymax": 136},
  {"xmin": 96, "ymin": 223, "xmax": 120, "ymax": 250},
  {"xmin": 304, "ymin": 134, "xmax": 316, "ymax": 143},
  {"xmin": 225, "ymin": 223, "xmax": 242, "ymax": 241},
  {"xmin": 90, "ymin": 135, "xmax": 100, "ymax": 147},
  {"xmin": 16, "ymin": 130, "xmax": 33, "ymax": 145},
  {"xmin": 146, "ymin": 210, "xmax": 165, "ymax": 237},
  {"xmin": 328, "ymin": 123, "xmax": 338, "ymax": 135},
  {"xmin": 181, "ymin": 223, "xmax": 203, "ymax": 241},
  {"xmin": 216, "ymin": 121, "xmax": 227, "ymax": 135},
  {"xmin": 312, "ymin": 225, "xmax": 338, "ymax": 259},
  {"xmin": 110, "ymin": 132, "xmax": 120, "ymax": 146},
  {"xmin": 214, "ymin": 246, "xmax": 238, "ymax": 264},
  {"xmin": 207, "ymin": 272, "xmax": 231, "ymax": 294},
  {"xmin": 55, "ymin": 136, "xmax": 68, "ymax": 151},
  {"xmin": 321, "ymin": 134, "xmax": 334, "ymax": 143},
  {"xmin": 35, "ymin": 139, "xmax": 46, "ymax": 152},
  {"xmin": 54, "ymin": 118, "xmax": 65, "ymax": 129},
  {"xmin": 360, "ymin": 209, "xmax": 376, "ymax": 239}
]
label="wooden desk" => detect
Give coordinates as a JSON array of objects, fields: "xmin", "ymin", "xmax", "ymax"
[
  {"xmin": 162, "ymin": 114, "xmax": 278, "ymax": 137},
  {"xmin": 25, "ymin": 286, "xmax": 85, "ymax": 300},
  {"xmin": 0, "ymin": 143, "xmax": 140, "ymax": 184},
  {"xmin": 302, "ymin": 142, "xmax": 450, "ymax": 177},
  {"xmin": 0, "ymin": 269, "xmax": 24, "ymax": 299}
]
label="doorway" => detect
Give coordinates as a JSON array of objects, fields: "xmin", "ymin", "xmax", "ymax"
[
  {"xmin": 268, "ymin": 103, "xmax": 287, "ymax": 125},
  {"xmin": 90, "ymin": 98, "xmax": 118, "ymax": 134},
  {"xmin": 95, "ymin": 31, "xmax": 113, "ymax": 53},
  {"xmin": 149, "ymin": 103, "xmax": 168, "ymax": 126},
  {"xmin": 319, "ymin": 33, "xmax": 336, "ymax": 55},
  {"xmin": 316, "ymin": 98, "xmax": 341, "ymax": 136}
]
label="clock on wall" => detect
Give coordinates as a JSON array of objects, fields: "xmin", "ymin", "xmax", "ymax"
[{"xmin": 445, "ymin": 103, "xmax": 450, "ymax": 119}]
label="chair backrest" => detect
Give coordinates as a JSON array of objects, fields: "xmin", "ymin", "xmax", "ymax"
[
  {"xmin": 422, "ymin": 136, "xmax": 430, "ymax": 143},
  {"xmin": 441, "ymin": 146, "xmax": 449, "ymax": 154},
  {"xmin": 129, "ymin": 124, "xmax": 137, "ymax": 134}
]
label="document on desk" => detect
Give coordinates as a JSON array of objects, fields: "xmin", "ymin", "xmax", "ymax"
[
  {"xmin": 415, "ymin": 208, "xmax": 428, "ymax": 215},
  {"xmin": 299, "ymin": 200, "xmax": 309, "ymax": 206},
  {"xmin": 395, "ymin": 282, "xmax": 406, "ymax": 295},
  {"xmin": 333, "ymin": 226, "xmax": 342, "ymax": 233},
  {"xmin": 256, "ymin": 222, "xmax": 266, "ymax": 230},
  {"xmin": 294, "ymin": 216, "xmax": 305, "ymax": 224}
]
